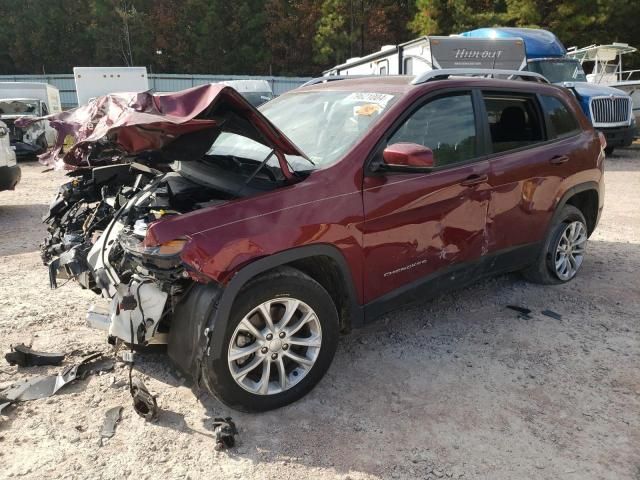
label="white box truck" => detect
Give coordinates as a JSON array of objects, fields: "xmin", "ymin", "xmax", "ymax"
[
  {"xmin": 74, "ymin": 67, "xmax": 150, "ymax": 106},
  {"xmin": 0, "ymin": 82, "xmax": 62, "ymax": 157}
]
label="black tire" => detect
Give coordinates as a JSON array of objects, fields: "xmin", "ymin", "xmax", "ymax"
[
  {"xmin": 604, "ymin": 146, "xmax": 614, "ymax": 156},
  {"xmin": 203, "ymin": 266, "xmax": 339, "ymax": 412},
  {"xmin": 523, "ymin": 205, "xmax": 588, "ymax": 285}
]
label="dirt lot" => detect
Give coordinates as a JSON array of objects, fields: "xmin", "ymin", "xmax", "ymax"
[{"xmin": 1, "ymin": 149, "xmax": 639, "ymax": 480}]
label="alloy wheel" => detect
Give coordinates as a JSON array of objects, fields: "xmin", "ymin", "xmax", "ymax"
[
  {"xmin": 227, "ymin": 297, "xmax": 322, "ymax": 395},
  {"xmin": 553, "ymin": 220, "xmax": 587, "ymax": 281}
]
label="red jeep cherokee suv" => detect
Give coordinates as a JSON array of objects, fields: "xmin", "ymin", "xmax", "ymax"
[{"xmin": 44, "ymin": 72, "xmax": 604, "ymax": 411}]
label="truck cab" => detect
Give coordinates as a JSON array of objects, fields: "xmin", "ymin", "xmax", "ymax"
[{"xmin": 461, "ymin": 28, "xmax": 636, "ymax": 153}]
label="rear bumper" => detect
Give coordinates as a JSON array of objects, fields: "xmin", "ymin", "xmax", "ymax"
[
  {"xmin": 598, "ymin": 125, "xmax": 635, "ymax": 148},
  {"xmin": 0, "ymin": 165, "xmax": 21, "ymax": 191}
]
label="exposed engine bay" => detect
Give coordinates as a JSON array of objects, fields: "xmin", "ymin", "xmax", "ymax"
[{"xmin": 37, "ymin": 83, "xmax": 309, "ymax": 353}]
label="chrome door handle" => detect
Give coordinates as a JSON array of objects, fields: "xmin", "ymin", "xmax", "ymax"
[
  {"xmin": 460, "ymin": 174, "xmax": 488, "ymax": 186},
  {"xmin": 549, "ymin": 155, "xmax": 570, "ymax": 165}
]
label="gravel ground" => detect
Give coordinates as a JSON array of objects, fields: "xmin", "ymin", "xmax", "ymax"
[{"xmin": 0, "ymin": 148, "xmax": 639, "ymax": 480}]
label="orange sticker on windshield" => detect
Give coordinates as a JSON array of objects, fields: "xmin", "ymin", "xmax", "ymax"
[{"xmin": 355, "ymin": 103, "xmax": 382, "ymax": 116}]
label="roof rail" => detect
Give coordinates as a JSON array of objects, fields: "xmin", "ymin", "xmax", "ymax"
[
  {"xmin": 411, "ymin": 69, "xmax": 549, "ymax": 85},
  {"xmin": 300, "ymin": 75, "xmax": 393, "ymax": 88}
]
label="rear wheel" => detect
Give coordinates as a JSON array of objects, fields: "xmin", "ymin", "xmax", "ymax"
[
  {"xmin": 203, "ymin": 267, "xmax": 339, "ymax": 412},
  {"xmin": 523, "ymin": 205, "xmax": 588, "ymax": 285}
]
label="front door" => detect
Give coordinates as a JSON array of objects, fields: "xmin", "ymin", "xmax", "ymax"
[{"xmin": 362, "ymin": 91, "xmax": 490, "ymax": 304}]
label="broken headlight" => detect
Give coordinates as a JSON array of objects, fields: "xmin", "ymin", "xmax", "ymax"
[{"xmin": 119, "ymin": 232, "xmax": 187, "ymax": 258}]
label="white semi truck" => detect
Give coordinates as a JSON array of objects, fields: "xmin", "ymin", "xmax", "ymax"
[{"xmin": 0, "ymin": 82, "xmax": 62, "ymax": 157}]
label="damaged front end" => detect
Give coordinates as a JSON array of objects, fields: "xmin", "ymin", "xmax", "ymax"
[
  {"xmin": 40, "ymin": 83, "xmax": 309, "ymax": 369},
  {"xmin": 0, "ymin": 99, "xmax": 49, "ymax": 156}
]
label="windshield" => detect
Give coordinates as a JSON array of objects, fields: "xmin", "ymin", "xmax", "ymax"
[
  {"xmin": 207, "ymin": 90, "xmax": 397, "ymax": 171},
  {"xmin": 528, "ymin": 59, "xmax": 587, "ymax": 83},
  {"xmin": 0, "ymin": 99, "xmax": 39, "ymax": 116}
]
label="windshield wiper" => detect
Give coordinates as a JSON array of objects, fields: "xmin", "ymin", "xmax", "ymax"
[{"xmin": 235, "ymin": 149, "xmax": 276, "ymax": 197}]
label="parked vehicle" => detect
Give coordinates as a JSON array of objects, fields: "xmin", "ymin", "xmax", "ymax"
[
  {"xmin": 220, "ymin": 80, "xmax": 274, "ymax": 106},
  {"xmin": 0, "ymin": 82, "xmax": 61, "ymax": 157},
  {"xmin": 40, "ymin": 73, "xmax": 604, "ymax": 411},
  {"xmin": 566, "ymin": 43, "xmax": 640, "ymax": 125},
  {"xmin": 73, "ymin": 66, "xmax": 149, "ymax": 106},
  {"xmin": 0, "ymin": 120, "xmax": 20, "ymax": 191},
  {"xmin": 324, "ymin": 36, "xmax": 527, "ymax": 76},
  {"xmin": 461, "ymin": 28, "xmax": 635, "ymax": 154}
]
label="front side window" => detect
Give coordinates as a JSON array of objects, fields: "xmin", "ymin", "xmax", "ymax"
[
  {"xmin": 483, "ymin": 93, "xmax": 545, "ymax": 154},
  {"xmin": 540, "ymin": 95, "xmax": 580, "ymax": 138},
  {"xmin": 388, "ymin": 93, "xmax": 477, "ymax": 167}
]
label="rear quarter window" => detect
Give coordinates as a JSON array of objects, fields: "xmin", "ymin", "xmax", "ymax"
[{"xmin": 541, "ymin": 95, "xmax": 580, "ymax": 138}]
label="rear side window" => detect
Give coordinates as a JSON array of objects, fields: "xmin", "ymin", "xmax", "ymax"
[
  {"xmin": 540, "ymin": 95, "xmax": 580, "ymax": 138},
  {"xmin": 389, "ymin": 93, "xmax": 477, "ymax": 167},
  {"xmin": 483, "ymin": 93, "xmax": 545, "ymax": 154}
]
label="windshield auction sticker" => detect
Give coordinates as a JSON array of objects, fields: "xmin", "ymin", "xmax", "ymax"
[{"xmin": 345, "ymin": 92, "xmax": 394, "ymax": 108}]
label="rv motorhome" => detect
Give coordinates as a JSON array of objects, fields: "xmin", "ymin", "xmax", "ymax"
[{"xmin": 323, "ymin": 36, "xmax": 527, "ymax": 77}]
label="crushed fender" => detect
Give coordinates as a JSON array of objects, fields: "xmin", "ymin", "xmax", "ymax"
[
  {"xmin": 5, "ymin": 343, "xmax": 65, "ymax": 367},
  {"xmin": 213, "ymin": 417, "xmax": 238, "ymax": 450}
]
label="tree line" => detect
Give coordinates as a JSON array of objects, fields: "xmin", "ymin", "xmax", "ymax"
[{"xmin": 0, "ymin": 0, "xmax": 638, "ymax": 76}]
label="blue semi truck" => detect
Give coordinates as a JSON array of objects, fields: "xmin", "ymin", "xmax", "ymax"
[{"xmin": 461, "ymin": 27, "xmax": 636, "ymax": 154}]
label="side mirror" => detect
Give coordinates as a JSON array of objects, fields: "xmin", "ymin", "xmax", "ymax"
[{"xmin": 381, "ymin": 142, "xmax": 434, "ymax": 172}]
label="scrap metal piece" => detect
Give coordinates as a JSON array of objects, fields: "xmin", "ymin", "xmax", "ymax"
[
  {"xmin": 506, "ymin": 304, "xmax": 533, "ymax": 320},
  {"xmin": 131, "ymin": 377, "xmax": 158, "ymax": 421},
  {"xmin": 5, "ymin": 343, "xmax": 65, "ymax": 367},
  {"xmin": 0, "ymin": 352, "xmax": 105, "ymax": 403},
  {"xmin": 99, "ymin": 406, "xmax": 123, "ymax": 446},
  {"xmin": 541, "ymin": 309, "xmax": 562, "ymax": 321},
  {"xmin": 213, "ymin": 417, "xmax": 238, "ymax": 450}
]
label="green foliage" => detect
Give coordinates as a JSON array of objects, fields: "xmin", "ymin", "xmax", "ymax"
[{"xmin": 0, "ymin": 0, "xmax": 639, "ymax": 75}]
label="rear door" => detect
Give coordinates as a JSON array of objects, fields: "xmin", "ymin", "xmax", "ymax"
[
  {"xmin": 481, "ymin": 90, "xmax": 585, "ymax": 265},
  {"xmin": 362, "ymin": 90, "xmax": 491, "ymax": 303}
]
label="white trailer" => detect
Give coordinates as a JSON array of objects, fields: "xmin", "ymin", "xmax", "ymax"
[
  {"xmin": 0, "ymin": 82, "xmax": 62, "ymax": 156},
  {"xmin": 324, "ymin": 36, "xmax": 527, "ymax": 77},
  {"xmin": 74, "ymin": 66, "xmax": 150, "ymax": 105}
]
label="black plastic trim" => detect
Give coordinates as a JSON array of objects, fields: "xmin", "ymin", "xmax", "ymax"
[{"xmin": 363, "ymin": 242, "xmax": 541, "ymax": 321}]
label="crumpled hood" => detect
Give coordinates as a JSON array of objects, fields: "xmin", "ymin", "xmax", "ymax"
[
  {"xmin": 18, "ymin": 83, "xmax": 306, "ymax": 168},
  {"xmin": 568, "ymin": 82, "xmax": 630, "ymax": 98}
]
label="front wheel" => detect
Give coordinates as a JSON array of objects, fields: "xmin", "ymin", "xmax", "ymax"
[
  {"xmin": 203, "ymin": 267, "xmax": 339, "ymax": 412},
  {"xmin": 523, "ymin": 205, "xmax": 588, "ymax": 285}
]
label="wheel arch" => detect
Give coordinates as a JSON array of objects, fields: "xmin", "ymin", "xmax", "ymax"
[
  {"xmin": 207, "ymin": 244, "xmax": 363, "ymax": 361},
  {"xmin": 553, "ymin": 182, "xmax": 600, "ymax": 236}
]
